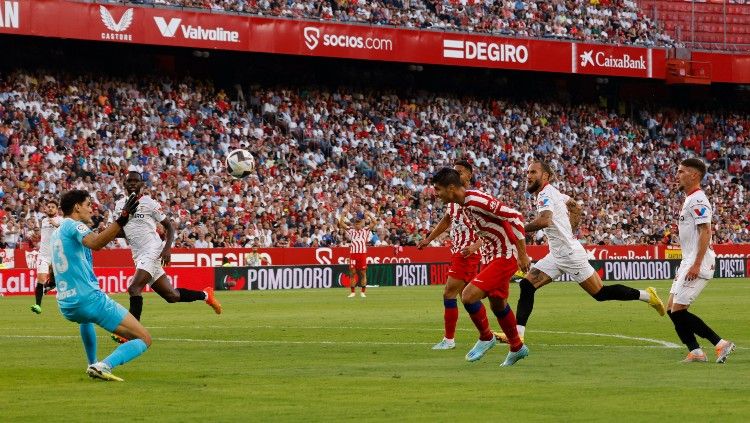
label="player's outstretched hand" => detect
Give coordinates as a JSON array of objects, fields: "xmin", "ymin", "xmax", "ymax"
[
  {"xmin": 115, "ymin": 193, "xmax": 140, "ymax": 227},
  {"xmin": 417, "ymin": 239, "xmax": 429, "ymax": 250}
]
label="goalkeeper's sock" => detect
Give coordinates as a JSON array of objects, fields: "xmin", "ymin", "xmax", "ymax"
[
  {"xmin": 34, "ymin": 283, "xmax": 45, "ymax": 306},
  {"xmin": 80, "ymin": 323, "xmax": 98, "ymax": 365},
  {"xmin": 103, "ymin": 339, "xmax": 148, "ymax": 369}
]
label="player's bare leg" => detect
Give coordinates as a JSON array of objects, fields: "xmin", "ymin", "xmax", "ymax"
[
  {"xmin": 151, "ymin": 274, "xmax": 222, "ymax": 314},
  {"xmin": 579, "ymin": 273, "xmax": 665, "ymax": 316},
  {"xmin": 432, "ymin": 276, "xmax": 467, "ymax": 350},
  {"xmin": 357, "ymin": 269, "xmax": 367, "ymax": 297},
  {"xmin": 347, "ymin": 265, "xmax": 357, "ymax": 298}
]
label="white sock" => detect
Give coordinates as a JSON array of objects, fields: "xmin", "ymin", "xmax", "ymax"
[
  {"xmin": 638, "ymin": 290, "xmax": 650, "ymax": 302},
  {"xmin": 517, "ymin": 325, "xmax": 526, "ymax": 337},
  {"xmin": 690, "ymin": 348, "xmax": 704, "ymax": 355}
]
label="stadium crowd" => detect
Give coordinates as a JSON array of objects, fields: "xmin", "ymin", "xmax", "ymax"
[
  {"xmin": 106, "ymin": 0, "xmax": 677, "ymax": 47},
  {"xmin": 0, "ymin": 70, "xmax": 748, "ymax": 251}
]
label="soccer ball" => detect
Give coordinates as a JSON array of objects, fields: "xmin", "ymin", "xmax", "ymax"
[{"xmin": 226, "ymin": 149, "xmax": 255, "ymax": 178}]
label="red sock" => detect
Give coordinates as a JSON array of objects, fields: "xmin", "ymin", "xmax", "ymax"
[
  {"xmin": 361, "ymin": 286, "xmax": 366, "ymax": 293},
  {"xmin": 496, "ymin": 306, "xmax": 523, "ymax": 352},
  {"xmin": 445, "ymin": 307, "xmax": 459, "ymax": 339},
  {"xmin": 350, "ymin": 286, "xmax": 355, "ymax": 293},
  {"xmin": 466, "ymin": 302, "xmax": 494, "ymax": 341}
]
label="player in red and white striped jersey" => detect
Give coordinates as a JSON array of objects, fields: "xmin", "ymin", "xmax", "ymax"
[
  {"xmin": 431, "ymin": 167, "xmax": 531, "ymax": 366},
  {"xmin": 418, "ymin": 161, "xmax": 482, "ymax": 351},
  {"xmin": 338, "ymin": 207, "xmax": 377, "ymax": 298}
]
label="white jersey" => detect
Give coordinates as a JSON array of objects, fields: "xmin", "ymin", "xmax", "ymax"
[
  {"xmin": 114, "ymin": 195, "xmax": 167, "ymax": 256},
  {"xmin": 678, "ymin": 188, "xmax": 715, "ymax": 266},
  {"xmin": 39, "ymin": 216, "xmax": 63, "ymax": 259},
  {"xmin": 536, "ymin": 184, "xmax": 584, "ymax": 258}
]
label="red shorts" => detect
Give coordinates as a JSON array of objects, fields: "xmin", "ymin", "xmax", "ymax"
[
  {"xmin": 350, "ymin": 253, "xmax": 368, "ymax": 271},
  {"xmin": 470, "ymin": 256, "xmax": 518, "ymax": 299},
  {"xmin": 447, "ymin": 253, "xmax": 481, "ymax": 283}
]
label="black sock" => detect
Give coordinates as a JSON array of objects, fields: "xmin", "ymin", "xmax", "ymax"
[
  {"xmin": 516, "ymin": 278, "xmax": 537, "ymax": 326},
  {"xmin": 668, "ymin": 310, "xmax": 701, "ymax": 351},
  {"xmin": 682, "ymin": 311, "xmax": 722, "ymax": 346},
  {"xmin": 177, "ymin": 288, "xmax": 207, "ymax": 302},
  {"xmin": 592, "ymin": 284, "xmax": 640, "ymax": 301},
  {"xmin": 34, "ymin": 283, "xmax": 44, "ymax": 306},
  {"xmin": 130, "ymin": 296, "xmax": 143, "ymax": 321}
]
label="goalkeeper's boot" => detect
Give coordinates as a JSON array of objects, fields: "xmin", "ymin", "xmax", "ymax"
[{"xmin": 86, "ymin": 362, "xmax": 124, "ymax": 382}]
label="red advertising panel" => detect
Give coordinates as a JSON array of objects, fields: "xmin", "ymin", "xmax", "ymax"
[
  {"xmin": 0, "ymin": 0, "xmax": 28, "ymax": 34},
  {"xmin": 573, "ymin": 42, "xmax": 665, "ymax": 79},
  {"xmin": 0, "ymin": 267, "xmax": 213, "ymax": 296},
  {"xmin": 4, "ymin": 0, "xmax": 687, "ymax": 80},
  {"xmin": 247, "ymin": 18, "xmax": 571, "ymax": 73}
]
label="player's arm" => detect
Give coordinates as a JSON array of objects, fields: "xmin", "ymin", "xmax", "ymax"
[
  {"xmin": 367, "ymin": 213, "xmax": 378, "ymax": 231},
  {"xmin": 337, "ymin": 211, "xmax": 350, "ymax": 231},
  {"xmin": 685, "ymin": 223, "xmax": 711, "ymax": 281},
  {"xmin": 511, "ymin": 230, "xmax": 531, "ymax": 273},
  {"xmin": 524, "ymin": 210, "xmax": 552, "ymax": 233},
  {"xmin": 460, "ymin": 238, "xmax": 483, "ymax": 258},
  {"xmin": 159, "ymin": 217, "xmax": 176, "ymax": 266},
  {"xmin": 418, "ymin": 214, "xmax": 451, "ymax": 249},
  {"xmin": 83, "ymin": 222, "xmax": 128, "ymax": 250},
  {"xmin": 83, "ymin": 194, "xmax": 139, "ymax": 250}
]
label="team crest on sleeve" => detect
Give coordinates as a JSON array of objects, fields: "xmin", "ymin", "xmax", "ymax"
[
  {"xmin": 538, "ymin": 197, "xmax": 550, "ymax": 207},
  {"xmin": 76, "ymin": 223, "xmax": 89, "ymax": 233},
  {"xmin": 693, "ymin": 207, "xmax": 707, "ymax": 217}
]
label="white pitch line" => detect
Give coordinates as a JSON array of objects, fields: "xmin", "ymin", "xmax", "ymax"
[
  {"xmin": 0, "ymin": 334, "xmax": 696, "ymax": 349},
  {"xmin": 141, "ymin": 325, "xmax": 683, "ymax": 349}
]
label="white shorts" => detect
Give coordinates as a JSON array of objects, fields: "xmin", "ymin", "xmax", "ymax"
[
  {"xmin": 36, "ymin": 256, "xmax": 51, "ymax": 274},
  {"xmin": 533, "ymin": 250, "xmax": 595, "ymax": 283},
  {"xmin": 132, "ymin": 252, "xmax": 166, "ymax": 286},
  {"xmin": 669, "ymin": 257, "xmax": 714, "ymax": 305}
]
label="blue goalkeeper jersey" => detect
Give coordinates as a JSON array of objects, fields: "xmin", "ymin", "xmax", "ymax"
[{"xmin": 50, "ymin": 218, "xmax": 99, "ymax": 308}]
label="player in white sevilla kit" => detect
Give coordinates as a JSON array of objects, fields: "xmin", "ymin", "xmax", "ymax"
[
  {"xmin": 667, "ymin": 158, "xmax": 735, "ymax": 363},
  {"xmin": 418, "ymin": 160, "xmax": 482, "ymax": 350},
  {"xmin": 500, "ymin": 160, "xmax": 666, "ymax": 344},
  {"xmin": 31, "ymin": 199, "xmax": 63, "ymax": 314},
  {"xmin": 338, "ymin": 205, "xmax": 377, "ymax": 298},
  {"xmin": 432, "ymin": 167, "xmax": 530, "ymax": 366},
  {"xmin": 112, "ymin": 172, "xmax": 221, "ymax": 343}
]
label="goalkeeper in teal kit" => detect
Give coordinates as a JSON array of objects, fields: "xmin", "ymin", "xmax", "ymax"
[{"xmin": 50, "ymin": 190, "xmax": 150, "ymax": 381}]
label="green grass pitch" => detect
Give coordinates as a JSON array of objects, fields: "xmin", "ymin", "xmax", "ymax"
[{"xmin": 1, "ymin": 279, "xmax": 748, "ymax": 422}]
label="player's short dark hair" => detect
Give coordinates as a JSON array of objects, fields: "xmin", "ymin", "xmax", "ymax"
[
  {"xmin": 681, "ymin": 158, "xmax": 707, "ymax": 178},
  {"xmin": 431, "ymin": 167, "xmax": 463, "ymax": 188},
  {"xmin": 60, "ymin": 190, "xmax": 90, "ymax": 216},
  {"xmin": 126, "ymin": 171, "xmax": 143, "ymax": 180},
  {"xmin": 534, "ymin": 160, "xmax": 554, "ymax": 180},
  {"xmin": 454, "ymin": 160, "xmax": 473, "ymax": 173}
]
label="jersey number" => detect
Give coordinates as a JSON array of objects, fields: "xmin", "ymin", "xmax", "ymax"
[{"xmin": 51, "ymin": 238, "xmax": 69, "ymax": 274}]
